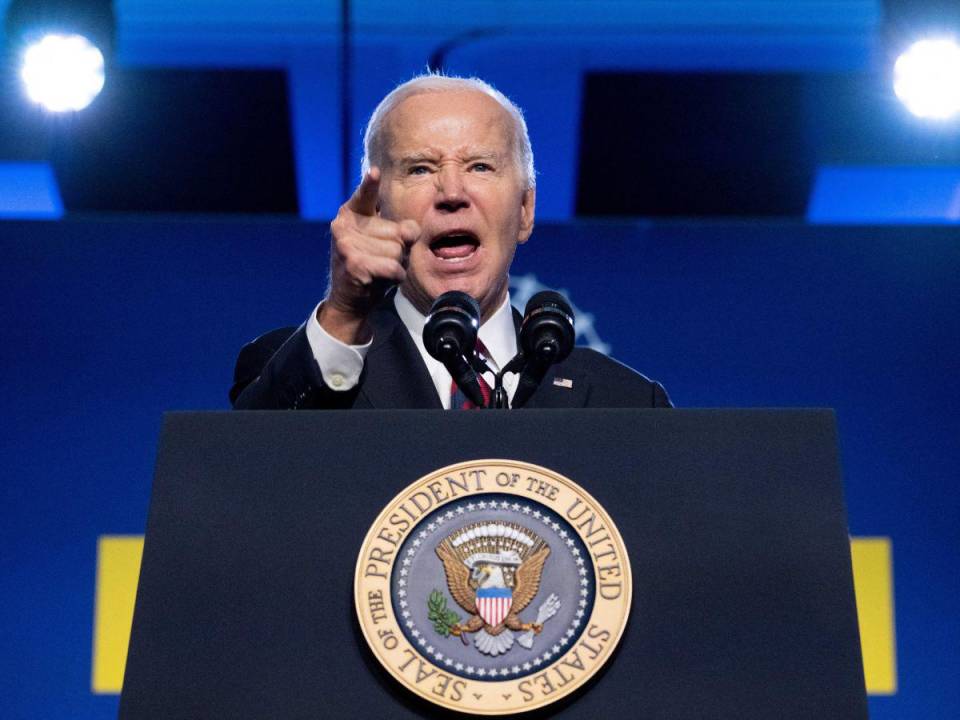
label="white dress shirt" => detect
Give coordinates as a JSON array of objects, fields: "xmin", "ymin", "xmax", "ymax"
[{"xmin": 304, "ymin": 292, "xmax": 520, "ymax": 409}]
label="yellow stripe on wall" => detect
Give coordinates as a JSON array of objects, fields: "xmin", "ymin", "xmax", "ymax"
[
  {"xmin": 850, "ymin": 536, "xmax": 897, "ymax": 694},
  {"xmin": 90, "ymin": 534, "xmax": 897, "ymax": 695},
  {"xmin": 91, "ymin": 536, "xmax": 144, "ymax": 694}
]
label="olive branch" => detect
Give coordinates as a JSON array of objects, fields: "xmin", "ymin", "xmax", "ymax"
[{"xmin": 427, "ymin": 590, "xmax": 460, "ymax": 637}]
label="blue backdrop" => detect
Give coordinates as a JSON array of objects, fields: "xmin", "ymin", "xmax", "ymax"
[{"xmin": 1, "ymin": 218, "xmax": 957, "ymax": 718}]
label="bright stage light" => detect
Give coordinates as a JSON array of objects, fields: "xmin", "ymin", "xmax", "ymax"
[
  {"xmin": 20, "ymin": 33, "xmax": 106, "ymax": 113},
  {"xmin": 894, "ymin": 38, "xmax": 960, "ymax": 120}
]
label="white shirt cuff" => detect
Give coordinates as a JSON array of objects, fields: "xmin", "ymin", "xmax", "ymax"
[{"xmin": 304, "ymin": 302, "xmax": 371, "ymax": 391}]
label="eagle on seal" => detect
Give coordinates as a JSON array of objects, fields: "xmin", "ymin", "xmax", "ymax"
[{"xmin": 435, "ymin": 521, "xmax": 550, "ymax": 655}]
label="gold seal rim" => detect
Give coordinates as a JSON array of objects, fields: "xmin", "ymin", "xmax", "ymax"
[{"xmin": 354, "ymin": 458, "xmax": 633, "ymax": 715}]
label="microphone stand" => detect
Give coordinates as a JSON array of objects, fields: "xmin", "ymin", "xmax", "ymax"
[
  {"xmin": 488, "ymin": 354, "xmax": 525, "ymax": 409},
  {"xmin": 468, "ymin": 351, "xmax": 526, "ymax": 409}
]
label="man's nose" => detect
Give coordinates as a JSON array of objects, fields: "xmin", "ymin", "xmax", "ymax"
[{"xmin": 434, "ymin": 167, "xmax": 469, "ymax": 212}]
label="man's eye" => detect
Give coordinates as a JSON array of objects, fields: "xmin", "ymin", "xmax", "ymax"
[
  {"xmin": 408, "ymin": 165, "xmax": 429, "ymax": 175},
  {"xmin": 471, "ymin": 163, "xmax": 492, "ymax": 172}
]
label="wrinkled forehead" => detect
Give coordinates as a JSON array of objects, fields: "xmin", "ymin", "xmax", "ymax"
[{"xmin": 380, "ymin": 90, "xmax": 516, "ymax": 161}]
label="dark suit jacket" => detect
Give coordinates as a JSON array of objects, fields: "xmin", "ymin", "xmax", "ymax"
[{"xmin": 230, "ymin": 300, "xmax": 671, "ymax": 410}]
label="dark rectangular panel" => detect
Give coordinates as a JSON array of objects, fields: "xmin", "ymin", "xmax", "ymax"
[
  {"xmin": 577, "ymin": 72, "xmax": 815, "ymax": 217},
  {"xmin": 121, "ymin": 409, "xmax": 866, "ymax": 719},
  {"xmin": 46, "ymin": 68, "xmax": 299, "ymax": 213}
]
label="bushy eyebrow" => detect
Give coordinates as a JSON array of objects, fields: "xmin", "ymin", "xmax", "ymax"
[
  {"xmin": 396, "ymin": 151, "xmax": 503, "ymax": 165},
  {"xmin": 397, "ymin": 153, "xmax": 436, "ymax": 165}
]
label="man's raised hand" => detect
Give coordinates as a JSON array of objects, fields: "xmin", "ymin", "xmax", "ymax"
[{"xmin": 320, "ymin": 167, "xmax": 420, "ymax": 343}]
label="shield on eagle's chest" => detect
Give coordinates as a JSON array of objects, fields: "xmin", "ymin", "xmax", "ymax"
[{"xmin": 476, "ymin": 587, "xmax": 513, "ymax": 627}]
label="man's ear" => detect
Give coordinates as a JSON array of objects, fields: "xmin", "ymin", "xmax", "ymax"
[{"xmin": 518, "ymin": 187, "xmax": 536, "ymax": 244}]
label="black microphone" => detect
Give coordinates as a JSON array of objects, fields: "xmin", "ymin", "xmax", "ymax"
[
  {"xmin": 512, "ymin": 291, "xmax": 575, "ymax": 408},
  {"xmin": 423, "ymin": 291, "xmax": 487, "ymax": 408},
  {"xmin": 520, "ymin": 291, "xmax": 575, "ymax": 365}
]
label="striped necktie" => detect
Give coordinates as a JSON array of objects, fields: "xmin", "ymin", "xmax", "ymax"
[{"xmin": 451, "ymin": 339, "xmax": 492, "ymax": 409}]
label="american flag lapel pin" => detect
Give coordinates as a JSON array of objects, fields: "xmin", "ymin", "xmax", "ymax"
[{"xmin": 553, "ymin": 377, "xmax": 574, "ymax": 389}]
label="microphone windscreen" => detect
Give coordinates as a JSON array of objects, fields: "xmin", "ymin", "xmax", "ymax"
[
  {"xmin": 520, "ymin": 290, "xmax": 575, "ymax": 363},
  {"xmin": 423, "ymin": 291, "xmax": 480, "ymax": 362},
  {"xmin": 523, "ymin": 290, "xmax": 573, "ymax": 319}
]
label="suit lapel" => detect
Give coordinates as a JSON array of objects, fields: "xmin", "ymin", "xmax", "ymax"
[
  {"xmin": 521, "ymin": 364, "xmax": 590, "ymax": 408},
  {"xmin": 357, "ymin": 300, "xmax": 443, "ymax": 409}
]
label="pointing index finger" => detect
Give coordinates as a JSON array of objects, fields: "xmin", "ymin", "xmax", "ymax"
[{"xmin": 347, "ymin": 167, "xmax": 381, "ymax": 216}]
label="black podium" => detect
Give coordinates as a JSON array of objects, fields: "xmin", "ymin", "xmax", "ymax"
[{"xmin": 120, "ymin": 409, "xmax": 867, "ymax": 719}]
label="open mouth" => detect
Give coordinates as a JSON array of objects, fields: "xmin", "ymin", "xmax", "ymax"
[{"xmin": 429, "ymin": 231, "xmax": 480, "ymax": 261}]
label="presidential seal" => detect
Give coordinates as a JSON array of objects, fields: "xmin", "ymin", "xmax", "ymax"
[{"xmin": 354, "ymin": 460, "xmax": 632, "ymax": 715}]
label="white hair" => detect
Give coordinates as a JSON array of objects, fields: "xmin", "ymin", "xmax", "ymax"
[{"xmin": 361, "ymin": 73, "xmax": 536, "ymax": 190}]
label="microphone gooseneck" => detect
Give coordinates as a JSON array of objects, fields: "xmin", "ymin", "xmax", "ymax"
[{"xmin": 423, "ymin": 291, "xmax": 487, "ymax": 408}]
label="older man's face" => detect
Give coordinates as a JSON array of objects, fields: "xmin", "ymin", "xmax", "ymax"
[{"xmin": 377, "ymin": 90, "xmax": 535, "ymax": 322}]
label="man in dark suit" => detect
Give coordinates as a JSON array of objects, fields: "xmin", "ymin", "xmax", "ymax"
[{"xmin": 231, "ymin": 74, "xmax": 670, "ymax": 410}]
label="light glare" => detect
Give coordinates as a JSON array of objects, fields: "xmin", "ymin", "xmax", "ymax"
[
  {"xmin": 20, "ymin": 33, "xmax": 106, "ymax": 113},
  {"xmin": 894, "ymin": 37, "xmax": 960, "ymax": 120}
]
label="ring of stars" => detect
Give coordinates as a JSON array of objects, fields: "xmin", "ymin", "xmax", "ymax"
[{"xmin": 392, "ymin": 497, "xmax": 594, "ymax": 681}]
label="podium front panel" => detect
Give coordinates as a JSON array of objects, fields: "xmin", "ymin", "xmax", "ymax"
[{"xmin": 120, "ymin": 409, "xmax": 866, "ymax": 719}]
